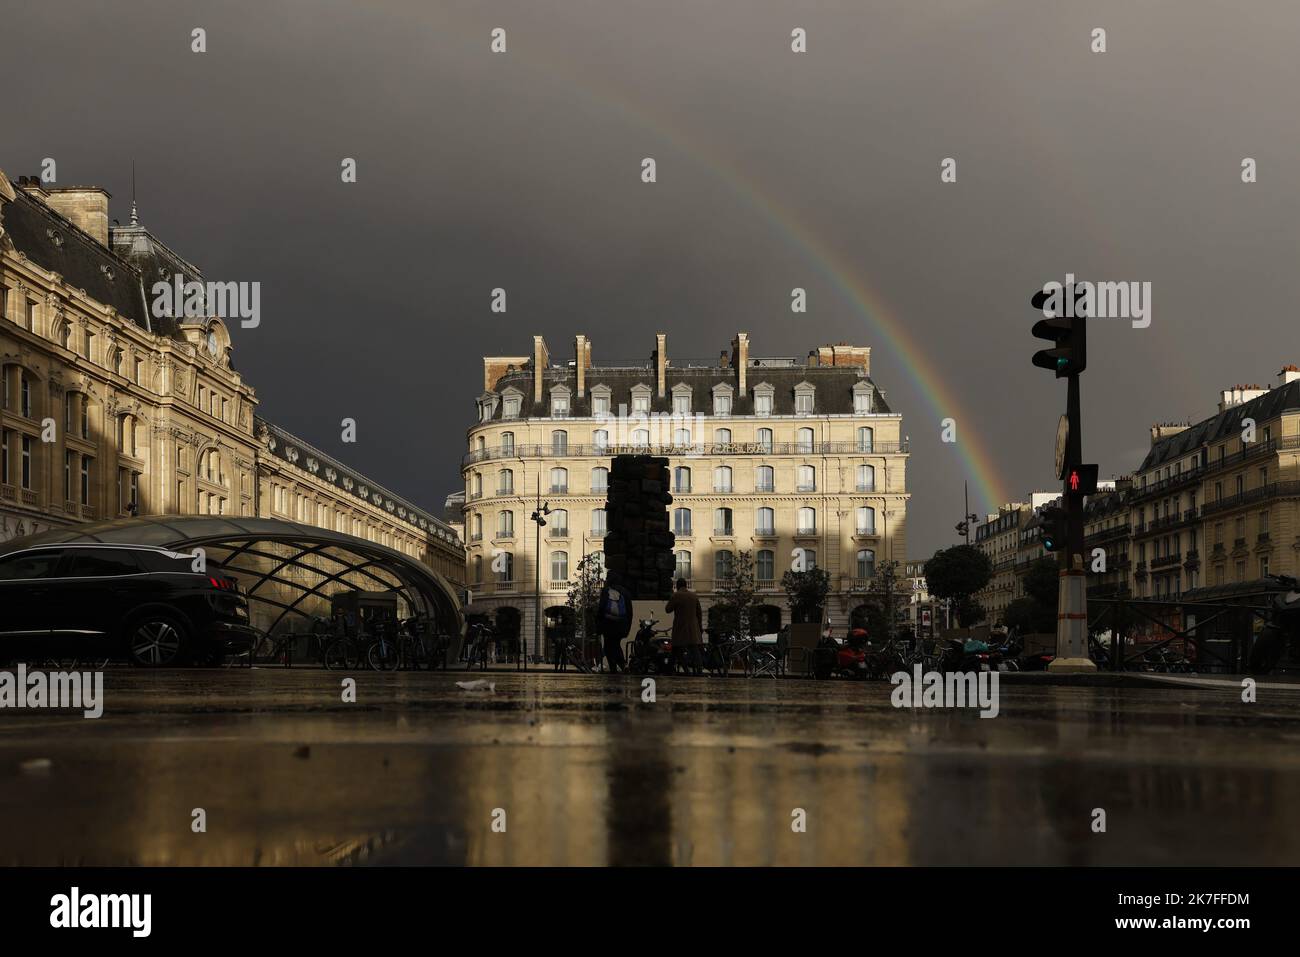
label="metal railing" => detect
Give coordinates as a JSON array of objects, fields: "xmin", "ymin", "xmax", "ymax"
[
  {"xmin": 1202, "ymin": 481, "xmax": 1300, "ymax": 517},
  {"xmin": 463, "ymin": 439, "xmax": 909, "ymax": 467}
]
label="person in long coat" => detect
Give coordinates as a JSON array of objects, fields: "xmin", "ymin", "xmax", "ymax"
[{"xmin": 665, "ymin": 578, "xmax": 703, "ymax": 675}]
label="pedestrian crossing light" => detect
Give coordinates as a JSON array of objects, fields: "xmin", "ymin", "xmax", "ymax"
[
  {"xmin": 1031, "ymin": 288, "xmax": 1087, "ymax": 378},
  {"xmin": 1066, "ymin": 464, "xmax": 1099, "ymax": 498},
  {"xmin": 1039, "ymin": 506, "xmax": 1068, "ymax": 552}
]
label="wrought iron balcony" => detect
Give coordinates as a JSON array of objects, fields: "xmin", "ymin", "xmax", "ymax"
[{"xmin": 463, "ymin": 438, "xmax": 910, "ymax": 468}]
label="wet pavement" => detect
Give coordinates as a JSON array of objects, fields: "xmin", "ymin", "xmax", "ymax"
[{"xmin": 2, "ymin": 666, "xmax": 1299, "ymax": 866}]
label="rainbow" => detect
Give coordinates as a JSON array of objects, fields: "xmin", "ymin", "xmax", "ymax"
[{"xmin": 432, "ymin": 35, "xmax": 1012, "ymax": 514}]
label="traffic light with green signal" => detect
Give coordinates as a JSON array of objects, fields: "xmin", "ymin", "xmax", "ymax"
[
  {"xmin": 1039, "ymin": 505, "xmax": 1068, "ymax": 552},
  {"xmin": 1031, "ymin": 288, "xmax": 1087, "ymax": 377}
]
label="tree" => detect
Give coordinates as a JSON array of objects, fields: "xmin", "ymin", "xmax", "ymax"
[
  {"xmin": 1023, "ymin": 557, "xmax": 1058, "ymax": 608},
  {"xmin": 857, "ymin": 559, "xmax": 905, "ymax": 641},
  {"xmin": 712, "ymin": 549, "xmax": 759, "ymax": 639},
  {"xmin": 1004, "ymin": 596, "xmax": 1054, "ymax": 635},
  {"xmin": 923, "ymin": 545, "xmax": 992, "ymax": 634},
  {"xmin": 782, "ymin": 565, "xmax": 832, "ymax": 624},
  {"xmin": 954, "ymin": 597, "xmax": 986, "ymax": 628},
  {"xmin": 923, "ymin": 545, "xmax": 992, "ymax": 604},
  {"xmin": 565, "ymin": 553, "xmax": 605, "ymax": 642}
]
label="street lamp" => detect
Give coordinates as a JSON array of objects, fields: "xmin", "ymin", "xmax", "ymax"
[{"xmin": 530, "ymin": 476, "xmax": 551, "ymax": 668}]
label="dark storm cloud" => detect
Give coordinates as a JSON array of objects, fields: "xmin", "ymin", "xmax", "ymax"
[{"xmin": 5, "ymin": 1, "xmax": 1298, "ymax": 553}]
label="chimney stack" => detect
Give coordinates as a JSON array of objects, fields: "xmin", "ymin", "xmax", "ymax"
[
  {"xmin": 575, "ymin": 334, "xmax": 590, "ymax": 397},
  {"xmin": 44, "ymin": 187, "xmax": 112, "ymax": 246},
  {"xmin": 533, "ymin": 335, "xmax": 550, "ymax": 404},
  {"xmin": 1279, "ymin": 364, "xmax": 1300, "ymax": 388},
  {"xmin": 731, "ymin": 332, "xmax": 749, "ymax": 396},
  {"xmin": 655, "ymin": 333, "xmax": 667, "ymax": 398}
]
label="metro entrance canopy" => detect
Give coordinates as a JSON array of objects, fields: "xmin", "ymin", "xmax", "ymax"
[{"xmin": 2, "ymin": 515, "xmax": 463, "ymax": 638}]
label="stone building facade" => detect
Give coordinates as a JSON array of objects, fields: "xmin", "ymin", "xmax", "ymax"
[
  {"xmin": 462, "ymin": 332, "xmax": 910, "ymax": 651},
  {"xmin": 0, "ymin": 168, "xmax": 462, "ymax": 583}
]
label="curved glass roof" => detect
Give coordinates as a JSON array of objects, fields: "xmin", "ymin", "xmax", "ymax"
[{"xmin": 1, "ymin": 515, "xmax": 463, "ymax": 637}]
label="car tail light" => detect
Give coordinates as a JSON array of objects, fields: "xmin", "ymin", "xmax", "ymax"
[{"xmin": 208, "ymin": 576, "xmax": 239, "ymax": 591}]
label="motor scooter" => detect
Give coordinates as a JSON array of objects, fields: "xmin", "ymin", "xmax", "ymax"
[{"xmin": 628, "ymin": 618, "xmax": 675, "ymax": 675}]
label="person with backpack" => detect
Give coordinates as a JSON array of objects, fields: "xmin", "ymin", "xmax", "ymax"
[{"xmin": 597, "ymin": 572, "xmax": 634, "ymax": 674}]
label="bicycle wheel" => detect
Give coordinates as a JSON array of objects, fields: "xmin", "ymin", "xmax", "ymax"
[
  {"xmin": 367, "ymin": 638, "xmax": 400, "ymax": 671},
  {"xmin": 323, "ymin": 637, "xmax": 357, "ymax": 671}
]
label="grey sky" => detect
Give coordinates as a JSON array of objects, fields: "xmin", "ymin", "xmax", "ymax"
[{"xmin": 5, "ymin": 1, "xmax": 1298, "ymax": 554}]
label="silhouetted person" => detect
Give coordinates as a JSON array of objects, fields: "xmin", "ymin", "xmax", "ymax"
[
  {"xmin": 597, "ymin": 573, "xmax": 633, "ymax": 673},
  {"xmin": 665, "ymin": 578, "xmax": 703, "ymax": 675}
]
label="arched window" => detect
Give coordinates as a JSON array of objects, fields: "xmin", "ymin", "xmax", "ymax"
[
  {"xmin": 856, "ymin": 464, "xmax": 875, "ymax": 491},
  {"xmin": 756, "ymin": 507, "xmax": 775, "ymax": 535},
  {"xmin": 674, "ymin": 507, "xmax": 692, "ymax": 535},
  {"xmin": 471, "ymin": 472, "xmax": 483, "ymax": 497},
  {"xmin": 593, "ymin": 429, "xmax": 609, "ymax": 452},
  {"xmin": 756, "ymin": 549, "xmax": 775, "ymax": 582},
  {"xmin": 856, "ymin": 549, "xmax": 876, "ymax": 579},
  {"xmin": 675, "ymin": 550, "xmax": 692, "ymax": 581},
  {"xmin": 714, "ymin": 507, "xmax": 734, "ymax": 535},
  {"xmin": 496, "ymin": 552, "xmax": 514, "ymax": 582},
  {"xmin": 590, "ymin": 466, "xmax": 608, "ymax": 492},
  {"xmin": 857, "ymin": 426, "xmax": 874, "ymax": 452},
  {"xmin": 497, "ymin": 510, "xmax": 514, "ymax": 537},
  {"xmin": 796, "ymin": 427, "xmax": 814, "ymax": 453},
  {"xmin": 498, "ymin": 468, "xmax": 514, "ymax": 494},
  {"xmin": 797, "ymin": 507, "xmax": 816, "ymax": 534},
  {"xmin": 551, "ymin": 430, "xmax": 568, "ymax": 454},
  {"xmin": 632, "ymin": 428, "xmax": 650, "ymax": 449},
  {"xmin": 715, "ymin": 428, "xmax": 732, "ymax": 445},
  {"xmin": 674, "ymin": 466, "xmax": 691, "ymax": 493},
  {"xmin": 473, "ymin": 554, "xmax": 483, "ymax": 583},
  {"xmin": 673, "ymin": 427, "xmax": 692, "ymax": 446},
  {"xmin": 550, "ymin": 550, "xmax": 569, "ymax": 584},
  {"xmin": 756, "ymin": 428, "xmax": 773, "ymax": 452},
  {"xmin": 549, "ymin": 508, "xmax": 568, "ymax": 535},
  {"xmin": 856, "ymin": 506, "xmax": 876, "ymax": 534},
  {"xmin": 715, "ymin": 550, "xmax": 734, "ymax": 581},
  {"xmin": 472, "ymin": 513, "xmax": 483, "ymax": 540},
  {"xmin": 713, "ymin": 465, "xmax": 733, "ymax": 492},
  {"xmin": 755, "ymin": 465, "xmax": 774, "ymax": 492},
  {"xmin": 590, "ymin": 508, "xmax": 607, "ymax": 536},
  {"xmin": 797, "ymin": 464, "xmax": 816, "ymax": 491},
  {"xmin": 549, "ymin": 467, "xmax": 568, "ymax": 493},
  {"xmin": 501, "ymin": 431, "xmax": 515, "ymax": 455}
]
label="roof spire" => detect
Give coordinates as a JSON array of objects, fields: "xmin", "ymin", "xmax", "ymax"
[{"xmin": 129, "ymin": 160, "xmax": 138, "ymax": 226}]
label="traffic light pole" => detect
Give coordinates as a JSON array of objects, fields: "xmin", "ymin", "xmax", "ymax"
[{"xmin": 1048, "ymin": 372, "xmax": 1096, "ymax": 673}]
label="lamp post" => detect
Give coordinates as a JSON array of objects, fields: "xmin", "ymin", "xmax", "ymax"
[{"xmin": 530, "ymin": 474, "xmax": 551, "ymax": 668}]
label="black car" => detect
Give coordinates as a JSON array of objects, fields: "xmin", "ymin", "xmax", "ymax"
[{"xmin": 0, "ymin": 543, "xmax": 256, "ymax": 666}]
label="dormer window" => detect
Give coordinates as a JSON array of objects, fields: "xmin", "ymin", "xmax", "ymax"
[
  {"xmin": 631, "ymin": 383, "xmax": 652, "ymax": 414},
  {"xmin": 752, "ymin": 382, "xmax": 775, "ymax": 417},
  {"xmin": 853, "ymin": 381, "xmax": 874, "ymax": 415},
  {"xmin": 712, "ymin": 382, "xmax": 734, "ymax": 416},
  {"xmin": 477, "ymin": 393, "xmax": 500, "ymax": 423},
  {"xmin": 590, "ymin": 384, "xmax": 612, "ymax": 417},
  {"xmin": 501, "ymin": 387, "xmax": 523, "ymax": 419},
  {"xmin": 671, "ymin": 383, "xmax": 692, "ymax": 416},
  {"xmin": 794, "ymin": 381, "xmax": 816, "ymax": 415},
  {"xmin": 550, "ymin": 384, "xmax": 571, "ymax": 418}
]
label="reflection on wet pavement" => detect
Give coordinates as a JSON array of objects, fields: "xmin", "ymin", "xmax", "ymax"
[{"xmin": 1, "ymin": 669, "xmax": 1298, "ymax": 865}]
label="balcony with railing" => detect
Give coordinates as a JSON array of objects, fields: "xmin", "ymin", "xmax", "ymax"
[
  {"xmin": 1151, "ymin": 553, "xmax": 1182, "ymax": 569},
  {"xmin": 463, "ymin": 438, "xmax": 910, "ymax": 468}
]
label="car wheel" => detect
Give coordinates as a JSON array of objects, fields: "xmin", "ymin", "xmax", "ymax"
[{"xmin": 127, "ymin": 614, "xmax": 188, "ymax": 667}]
